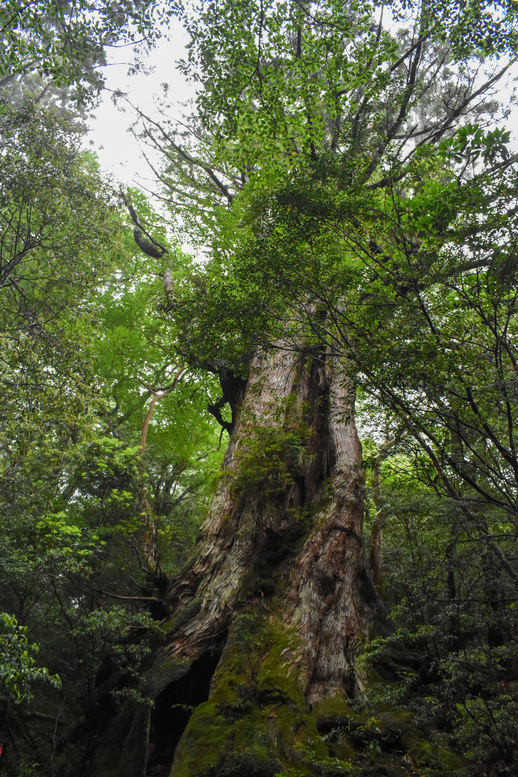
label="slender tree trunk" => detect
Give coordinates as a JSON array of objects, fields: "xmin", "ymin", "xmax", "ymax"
[{"xmin": 92, "ymin": 343, "xmax": 387, "ymax": 777}]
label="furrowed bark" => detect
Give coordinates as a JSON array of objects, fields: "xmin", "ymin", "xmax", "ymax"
[{"xmin": 92, "ymin": 342, "xmax": 387, "ymax": 777}]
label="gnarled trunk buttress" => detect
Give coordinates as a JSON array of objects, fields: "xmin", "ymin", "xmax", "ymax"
[{"xmin": 92, "ymin": 343, "xmax": 386, "ymax": 777}]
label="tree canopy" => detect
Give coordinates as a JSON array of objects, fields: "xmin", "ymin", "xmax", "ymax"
[
  {"xmin": 0, "ymin": 0, "xmax": 171, "ymax": 107},
  {"xmin": 2, "ymin": 1, "xmax": 518, "ymax": 776}
]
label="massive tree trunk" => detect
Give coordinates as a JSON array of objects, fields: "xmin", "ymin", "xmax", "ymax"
[{"xmin": 93, "ymin": 342, "xmax": 388, "ymax": 777}]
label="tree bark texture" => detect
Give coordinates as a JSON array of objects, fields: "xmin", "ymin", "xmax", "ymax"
[
  {"xmin": 165, "ymin": 343, "xmax": 383, "ymax": 689},
  {"xmin": 92, "ymin": 344, "xmax": 387, "ymax": 777}
]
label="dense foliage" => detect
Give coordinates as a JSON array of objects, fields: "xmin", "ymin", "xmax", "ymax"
[
  {"xmin": 0, "ymin": 0, "xmax": 168, "ymax": 105},
  {"xmin": 0, "ymin": 105, "xmax": 222, "ymax": 774},
  {"xmin": 2, "ymin": 0, "xmax": 518, "ymax": 775}
]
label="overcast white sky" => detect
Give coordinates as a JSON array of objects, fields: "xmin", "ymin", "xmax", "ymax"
[{"xmin": 87, "ymin": 23, "xmax": 195, "ymax": 187}]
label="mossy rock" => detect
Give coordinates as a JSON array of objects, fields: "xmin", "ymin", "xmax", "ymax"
[
  {"xmin": 313, "ymin": 695, "xmax": 352, "ymax": 731},
  {"xmin": 344, "ymin": 707, "xmax": 417, "ymax": 754},
  {"xmin": 409, "ymin": 734, "xmax": 464, "ymax": 772},
  {"xmin": 213, "ymin": 751, "xmax": 282, "ymax": 777}
]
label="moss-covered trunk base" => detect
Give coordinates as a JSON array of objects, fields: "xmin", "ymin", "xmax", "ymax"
[{"xmin": 166, "ymin": 607, "xmax": 462, "ymax": 777}]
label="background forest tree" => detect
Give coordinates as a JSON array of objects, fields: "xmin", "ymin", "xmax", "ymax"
[
  {"xmin": 2, "ymin": 1, "xmax": 518, "ymax": 777},
  {"xmin": 0, "ymin": 9, "xmax": 223, "ymax": 773}
]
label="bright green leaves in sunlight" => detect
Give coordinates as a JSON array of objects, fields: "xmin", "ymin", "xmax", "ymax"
[
  {"xmin": 177, "ymin": 0, "xmax": 517, "ymax": 186},
  {"xmin": 0, "ymin": 101, "xmax": 224, "ymax": 774},
  {"xmin": 441, "ymin": 123, "xmax": 513, "ymax": 167},
  {"xmin": 180, "ymin": 0, "xmax": 397, "ymax": 168}
]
